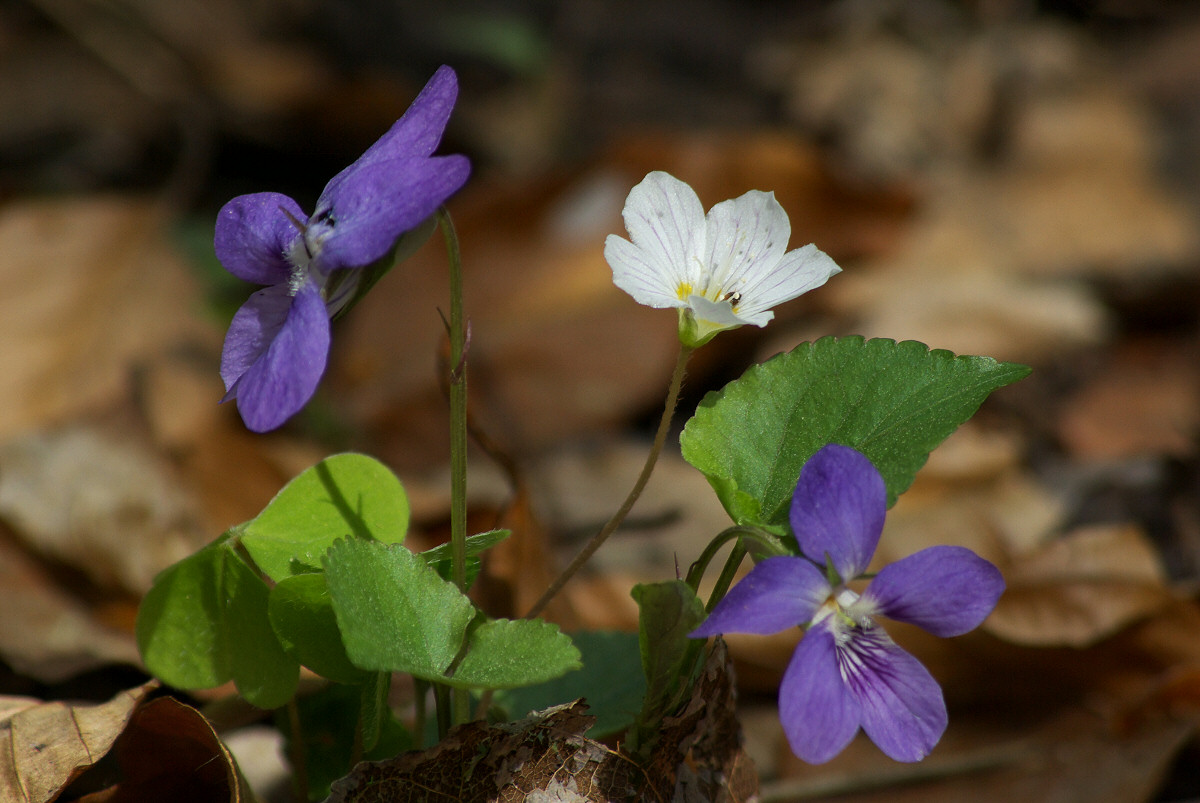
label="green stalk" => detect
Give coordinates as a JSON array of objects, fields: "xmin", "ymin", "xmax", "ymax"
[
  {"xmin": 524, "ymin": 343, "xmax": 694, "ymax": 619},
  {"xmin": 438, "ymin": 208, "xmax": 471, "ymax": 726}
]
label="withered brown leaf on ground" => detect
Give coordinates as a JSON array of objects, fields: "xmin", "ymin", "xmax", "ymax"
[
  {"xmin": 75, "ymin": 695, "xmax": 251, "ymax": 803},
  {"xmin": 326, "ymin": 642, "xmax": 755, "ymax": 803},
  {"xmin": 0, "ymin": 681, "xmax": 154, "ymax": 803}
]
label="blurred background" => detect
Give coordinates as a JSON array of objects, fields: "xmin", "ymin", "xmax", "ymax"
[{"xmin": 4, "ymin": 0, "xmax": 1200, "ymax": 800}]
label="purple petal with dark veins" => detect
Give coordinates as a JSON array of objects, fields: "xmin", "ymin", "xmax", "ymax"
[
  {"xmin": 222, "ymin": 281, "xmax": 330, "ymax": 432},
  {"xmin": 214, "ymin": 193, "xmax": 304, "ymax": 284},
  {"xmin": 690, "ymin": 556, "xmax": 829, "ymax": 637},
  {"xmin": 862, "ymin": 546, "xmax": 1005, "ymax": 637},
  {"xmin": 779, "ymin": 622, "xmax": 861, "ymax": 763},
  {"xmin": 838, "ymin": 626, "xmax": 947, "ymax": 762},
  {"xmin": 790, "ymin": 444, "xmax": 886, "ymax": 582}
]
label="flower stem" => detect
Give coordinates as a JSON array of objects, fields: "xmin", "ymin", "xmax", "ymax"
[
  {"xmin": 524, "ymin": 343, "xmax": 694, "ymax": 619},
  {"xmin": 438, "ymin": 207, "xmax": 471, "ymax": 726},
  {"xmin": 704, "ymin": 538, "xmax": 748, "ymax": 613}
]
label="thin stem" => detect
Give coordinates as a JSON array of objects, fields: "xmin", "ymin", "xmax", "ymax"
[
  {"xmin": 438, "ymin": 208, "xmax": 472, "ymax": 726},
  {"xmin": 524, "ymin": 343, "xmax": 694, "ymax": 619},
  {"xmin": 434, "ymin": 683, "xmax": 452, "ymax": 741},
  {"xmin": 285, "ymin": 698, "xmax": 308, "ymax": 803},
  {"xmin": 705, "ymin": 539, "xmax": 748, "ymax": 613},
  {"xmin": 412, "ymin": 679, "xmax": 429, "ymax": 749}
]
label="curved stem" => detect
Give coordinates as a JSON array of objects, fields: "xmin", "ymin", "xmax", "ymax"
[
  {"xmin": 685, "ymin": 525, "xmax": 790, "ymax": 592},
  {"xmin": 523, "ymin": 343, "xmax": 694, "ymax": 619}
]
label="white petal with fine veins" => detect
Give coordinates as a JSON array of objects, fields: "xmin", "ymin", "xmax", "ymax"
[{"xmin": 605, "ymin": 171, "xmax": 841, "ymax": 344}]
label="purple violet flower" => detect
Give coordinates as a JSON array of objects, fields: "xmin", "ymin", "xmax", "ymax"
[
  {"xmin": 691, "ymin": 443, "xmax": 1004, "ymax": 764},
  {"xmin": 215, "ymin": 65, "xmax": 471, "ymax": 432}
]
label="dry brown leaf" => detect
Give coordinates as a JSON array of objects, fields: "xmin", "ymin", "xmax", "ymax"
[
  {"xmin": 769, "ymin": 706, "xmax": 1192, "ymax": 803},
  {"xmin": 0, "ymin": 524, "xmax": 140, "ymax": 683},
  {"xmin": 0, "ymin": 681, "xmax": 154, "ymax": 803},
  {"xmin": 0, "ymin": 424, "xmax": 210, "ymax": 595},
  {"xmin": 77, "ymin": 696, "xmax": 251, "ymax": 803},
  {"xmin": 820, "ymin": 196, "xmax": 1110, "ymax": 363},
  {"xmin": 985, "ymin": 523, "xmax": 1171, "ymax": 648},
  {"xmin": 326, "ymin": 642, "xmax": 755, "ymax": 803},
  {"xmin": 1058, "ymin": 338, "xmax": 1200, "ymax": 460},
  {"xmin": 1001, "ymin": 86, "xmax": 1200, "ymax": 279},
  {"xmin": 0, "ymin": 196, "xmax": 214, "ymax": 438}
]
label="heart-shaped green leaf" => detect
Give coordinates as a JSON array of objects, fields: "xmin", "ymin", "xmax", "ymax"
[
  {"xmin": 680, "ymin": 336, "xmax": 1030, "ymax": 526},
  {"xmin": 137, "ymin": 536, "xmax": 299, "ymax": 708},
  {"xmin": 240, "ymin": 453, "xmax": 410, "ymax": 580}
]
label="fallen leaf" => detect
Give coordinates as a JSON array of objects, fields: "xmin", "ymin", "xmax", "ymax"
[
  {"xmin": 0, "ymin": 424, "xmax": 210, "ymax": 595},
  {"xmin": 986, "ymin": 523, "xmax": 1172, "ymax": 648},
  {"xmin": 0, "ymin": 522, "xmax": 141, "ymax": 684},
  {"xmin": 1058, "ymin": 337, "xmax": 1200, "ymax": 460},
  {"xmin": 77, "ymin": 695, "xmax": 251, "ymax": 803},
  {"xmin": 0, "ymin": 196, "xmax": 212, "ymax": 438},
  {"xmin": 0, "ymin": 681, "xmax": 155, "ymax": 803}
]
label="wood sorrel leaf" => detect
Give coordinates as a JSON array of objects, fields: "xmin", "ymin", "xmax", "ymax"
[
  {"xmin": 239, "ymin": 453, "xmax": 410, "ymax": 581},
  {"xmin": 324, "ymin": 538, "xmax": 474, "ymax": 681},
  {"xmin": 268, "ymin": 572, "xmax": 366, "ymax": 685},
  {"xmin": 449, "ymin": 618, "xmax": 581, "ymax": 690},
  {"xmin": 136, "ymin": 536, "xmax": 299, "ymax": 709},
  {"xmin": 680, "ymin": 336, "xmax": 1031, "ymax": 527}
]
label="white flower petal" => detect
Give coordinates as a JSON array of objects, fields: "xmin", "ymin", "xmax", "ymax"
[
  {"xmin": 738, "ymin": 243, "xmax": 841, "ymax": 316},
  {"xmin": 702, "ymin": 190, "xmax": 791, "ymax": 297},
  {"xmin": 620, "ymin": 171, "xmax": 705, "ymax": 294},
  {"xmin": 604, "ymin": 234, "xmax": 686, "ymax": 309},
  {"xmin": 688, "ymin": 294, "xmax": 753, "ymax": 328},
  {"xmin": 606, "ymin": 170, "xmax": 841, "ymax": 343}
]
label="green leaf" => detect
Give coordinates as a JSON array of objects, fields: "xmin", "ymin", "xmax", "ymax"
[
  {"xmin": 420, "ymin": 528, "xmax": 511, "ymax": 566},
  {"xmin": 492, "ymin": 631, "xmax": 644, "ymax": 738},
  {"xmin": 137, "ymin": 537, "xmax": 299, "ymax": 708},
  {"xmin": 137, "ymin": 541, "xmax": 230, "ymax": 690},
  {"xmin": 324, "ymin": 538, "xmax": 474, "ymax": 681},
  {"xmin": 632, "ymin": 581, "xmax": 706, "ymax": 717},
  {"xmin": 422, "ymin": 528, "xmax": 511, "ymax": 587},
  {"xmin": 268, "ymin": 573, "xmax": 365, "ymax": 685},
  {"xmin": 224, "ymin": 554, "xmax": 300, "ymax": 708},
  {"xmin": 278, "ymin": 680, "xmax": 410, "ymax": 802},
  {"xmin": 680, "ymin": 336, "xmax": 1030, "ymax": 526},
  {"xmin": 240, "ymin": 453, "xmax": 410, "ymax": 581},
  {"xmin": 449, "ymin": 618, "xmax": 581, "ymax": 690}
]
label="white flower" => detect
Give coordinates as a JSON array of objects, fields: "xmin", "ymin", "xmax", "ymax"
[{"xmin": 604, "ymin": 171, "xmax": 841, "ymax": 346}]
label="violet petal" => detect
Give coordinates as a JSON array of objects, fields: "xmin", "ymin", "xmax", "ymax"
[
  {"xmin": 841, "ymin": 627, "xmax": 947, "ymax": 762},
  {"xmin": 220, "ymin": 284, "xmax": 293, "ymax": 393},
  {"xmin": 862, "ymin": 546, "xmax": 1005, "ymax": 637},
  {"xmin": 690, "ymin": 556, "xmax": 830, "ymax": 637},
  {"xmin": 790, "ymin": 444, "xmax": 886, "ymax": 581},
  {"xmin": 230, "ymin": 281, "xmax": 330, "ymax": 432},
  {"xmin": 214, "ymin": 193, "xmax": 304, "ymax": 284},
  {"xmin": 311, "ymin": 154, "xmax": 471, "ymax": 271},
  {"xmin": 779, "ymin": 622, "xmax": 862, "ymax": 763},
  {"xmin": 356, "ymin": 65, "xmax": 460, "ymax": 165}
]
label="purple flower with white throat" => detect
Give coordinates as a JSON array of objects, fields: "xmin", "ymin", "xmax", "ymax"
[
  {"xmin": 691, "ymin": 444, "xmax": 1004, "ymax": 764},
  {"xmin": 216, "ymin": 65, "xmax": 470, "ymax": 432}
]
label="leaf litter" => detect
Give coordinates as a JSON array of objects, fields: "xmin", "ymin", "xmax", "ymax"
[{"xmin": 4, "ymin": 1, "xmax": 1200, "ymax": 801}]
